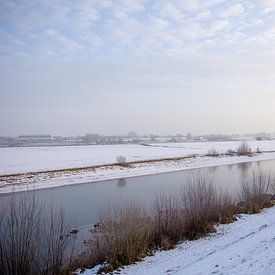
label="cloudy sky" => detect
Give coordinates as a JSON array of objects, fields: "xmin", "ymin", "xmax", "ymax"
[{"xmin": 1, "ymin": 0, "xmax": 275, "ymax": 136}]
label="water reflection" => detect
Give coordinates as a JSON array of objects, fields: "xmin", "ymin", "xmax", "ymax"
[
  {"xmin": 228, "ymin": 164, "xmax": 234, "ymax": 170},
  {"xmin": 117, "ymin": 178, "xmax": 127, "ymax": 188},
  {"xmin": 208, "ymin": 166, "xmax": 218, "ymax": 174},
  {"xmin": 237, "ymin": 162, "xmax": 252, "ymax": 179}
]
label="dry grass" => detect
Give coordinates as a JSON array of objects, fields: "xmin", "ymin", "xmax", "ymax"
[
  {"xmin": 240, "ymin": 170, "xmax": 272, "ymax": 214},
  {"xmin": 214, "ymin": 191, "xmax": 238, "ymax": 224},
  {"xmin": 0, "ymin": 196, "xmax": 42, "ymax": 275},
  {"xmin": 152, "ymin": 193, "xmax": 185, "ymax": 249},
  {"xmin": 0, "ymin": 195, "xmax": 75, "ymax": 275},
  {"xmin": 180, "ymin": 175, "xmax": 218, "ymax": 240},
  {"xmin": 85, "ymin": 202, "xmax": 154, "ymax": 272}
]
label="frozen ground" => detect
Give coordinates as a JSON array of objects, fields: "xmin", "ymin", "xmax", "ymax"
[
  {"xmin": 82, "ymin": 206, "xmax": 275, "ymax": 275},
  {"xmin": 1, "ymin": 140, "xmax": 275, "ymax": 193},
  {"xmin": 1, "ymin": 140, "xmax": 275, "ymax": 175}
]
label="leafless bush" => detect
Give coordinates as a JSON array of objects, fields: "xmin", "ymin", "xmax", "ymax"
[
  {"xmin": 240, "ymin": 170, "xmax": 272, "ymax": 213},
  {"xmin": 116, "ymin": 155, "xmax": 127, "ymax": 166},
  {"xmin": 85, "ymin": 202, "xmax": 153, "ymax": 271},
  {"xmin": 181, "ymin": 175, "xmax": 218, "ymax": 240},
  {"xmin": 152, "ymin": 193, "xmax": 185, "ymax": 249},
  {"xmin": 214, "ymin": 191, "xmax": 238, "ymax": 224},
  {"xmin": 41, "ymin": 209, "xmax": 74, "ymax": 274},
  {"xmin": 271, "ymin": 178, "xmax": 275, "ymax": 195},
  {"xmin": 0, "ymin": 196, "xmax": 74, "ymax": 275},
  {"xmin": 236, "ymin": 141, "xmax": 252, "ymax": 156},
  {"xmin": 0, "ymin": 196, "xmax": 42, "ymax": 275},
  {"xmin": 207, "ymin": 148, "xmax": 219, "ymax": 157}
]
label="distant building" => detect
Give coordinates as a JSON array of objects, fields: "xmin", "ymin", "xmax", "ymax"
[{"xmin": 18, "ymin": 135, "xmax": 52, "ymax": 142}]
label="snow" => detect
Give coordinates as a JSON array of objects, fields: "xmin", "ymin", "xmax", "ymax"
[
  {"xmin": 82, "ymin": 206, "xmax": 275, "ymax": 275},
  {"xmin": 1, "ymin": 140, "xmax": 275, "ymax": 175},
  {"xmin": 1, "ymin": 140, "xmax": 275, "ymax": 194},
  {"xmin": 2, "ymin": 141, "xmax": 275, "ymax": 273},
  {"xmin": 2, "ymin": 151, "xmax": 275, "ymax": 194}
]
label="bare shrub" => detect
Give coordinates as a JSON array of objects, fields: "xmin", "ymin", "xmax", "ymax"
[
  {"xmin": 214, "ymin": 191, "xmax": 238, "ymax": 224},
  {"xmin": 240, "ymin": 170, "xmax": 272, "ymax": 214},
  {"xmin": 0, "ymin": 196, "xmax": 74, "ymax": 275},
  {"xmin": 181, "ymin": 175, "xmax": 217, "ymax": 240},
  {"xmin": 236, "ymin": 141, "xmax": 252, "ymax": 156},
  {"xmin": 116, "ymin": 155, "xmax": 127, "ymax": 166},
  {"xmin": 152, "ymin": 193, "xmax": 185, "ymax": 249},
  {"xmin": 86, "ymin": 202, "xmax": 153, "ymax": 271},
  {"xmin": 207, "ymin": 148, "xmax": 219, "ymax": 157},
  {"xmin": 271, "ymin": 177, "xmax": 275, "ymax": 195},
  {"xmin": 0, "ymin": 196, "xmax": 42, "ymax": 275},
  {"xmin": 41, "ymin": 209, "xmax": 74, "ymax": 274}
]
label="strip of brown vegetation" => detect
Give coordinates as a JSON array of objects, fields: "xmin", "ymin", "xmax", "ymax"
[{"xmin": 0, "ymin": 154, "xmax": 197, "ymax": 180}]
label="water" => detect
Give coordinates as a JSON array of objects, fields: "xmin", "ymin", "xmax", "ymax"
[{"xmin": 0, "ymin": 160, "xmax": 275, "ymax": 228}]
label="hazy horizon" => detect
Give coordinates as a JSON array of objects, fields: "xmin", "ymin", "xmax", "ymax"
[
  {"xmin": 2, "ymin": 130, "xmax": 275, "ymax": 139},
  {"xmin": 1, "ymin": 0, "xmax": 275, "ymax": 136}
]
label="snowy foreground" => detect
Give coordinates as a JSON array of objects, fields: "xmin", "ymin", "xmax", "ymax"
[
  {"xmin": 83, "ymin": 206, "xmax": 275, "ymax": 275},
  {"xmin": 1, "ymin": 140, "xmax": 275, "ymax": 193}
]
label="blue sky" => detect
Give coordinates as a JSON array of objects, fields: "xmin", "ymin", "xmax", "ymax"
[{"xmin": 1, "ymin": 0, "xmax": 275, "ymax": 136}]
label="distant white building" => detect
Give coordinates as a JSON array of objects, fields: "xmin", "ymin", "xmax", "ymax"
[{"xmin": 18, "ymin": 135, "xmax": 52, "ymax": 142}]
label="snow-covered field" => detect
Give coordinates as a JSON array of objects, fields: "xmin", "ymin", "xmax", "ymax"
[
  {"xmin": 1, "ymin": 140, "xmax": 275, "ymax": 175},
  {"xmin": 83, "ymin": 206, "xmax": 275, "ymax": 275},
  {"xmin": 1, "ymin": 140, "xmax": 275, "ymax": 194}
]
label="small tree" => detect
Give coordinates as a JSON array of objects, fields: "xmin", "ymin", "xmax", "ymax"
[
  {"xmin": 207, "ymin": 148, "xmax": 219, "ymax": 156},
  {"xmin": 236, "ymin": 141, "xmax": 252, "ymax": 156},
  {"xmin": 116, "ymin": 155, "xmax": 126, "ymax": 165}
]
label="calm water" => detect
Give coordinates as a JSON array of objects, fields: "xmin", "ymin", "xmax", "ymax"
[{"xmin": 1, "ymin": 160, "xmax": 275, "ymax": 228}]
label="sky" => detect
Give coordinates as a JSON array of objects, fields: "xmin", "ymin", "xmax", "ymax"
[{"xmin": 1, "ymin": 0, "xmax": 275, "ymax": 136}]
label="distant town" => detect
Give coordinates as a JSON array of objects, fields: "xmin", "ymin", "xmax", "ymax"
[{"xmin": 0, "ymin": 132, "xmax": 274, "ymax": 148}]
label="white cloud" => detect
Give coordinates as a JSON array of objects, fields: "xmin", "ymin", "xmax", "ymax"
[
  {"xmin": 45, "ymin": 28, "xmax": 83, "ymax": 52},
  {"xmin": 0, "ymin": 0, "xmax": 275, "ymax": 59},
  {"xmin": 218, "ymin": 3, "xmax": 245, "ymax": 18},
  {"xmin": 208, "ymin": 19, "xmax": 230, "ymax": 35},
  {"xmin": 155, "ymin": 1, "xmax": 185, "ymax": 21},
  {"xmin": 261, "ymin": 0, "xmax": 275, "ymax": 12}
]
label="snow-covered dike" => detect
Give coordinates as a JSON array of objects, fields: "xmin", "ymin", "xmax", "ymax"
[
  {"xmin": 2, "ymin": 152, "xmax": 275, "ymax": 194},
  {"xmin": 84, "ymin": 206, "xmax": 275, "ymax": 275},
  {"xmin": 1, "ymin": 140, "xmax": 275, "ymax": 175},
  {"xmin": 1, "ymin": 140, "xmax": 275, "ymax": 194}
]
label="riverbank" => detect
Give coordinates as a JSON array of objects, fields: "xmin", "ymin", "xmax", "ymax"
[
  {"xmin": 1, "ymin": 141, "xmax": 275, "ymax": 194},
  {"xmin": 81, "ymin": 205, "xmax": 275, "ymax": 275}
]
